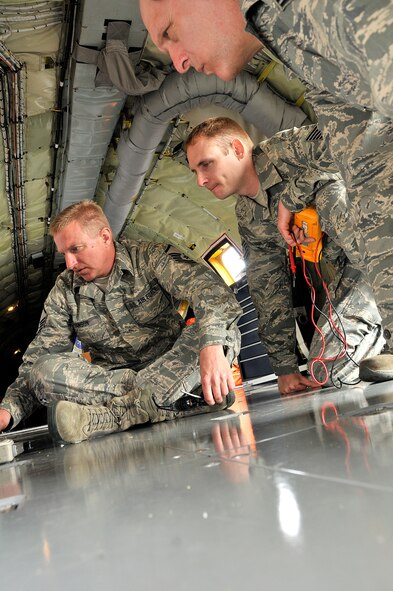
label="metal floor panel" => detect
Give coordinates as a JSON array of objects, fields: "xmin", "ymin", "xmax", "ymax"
[{"xmin": 1, "ymin": 381, "xmax": 393, "ymax": 590}]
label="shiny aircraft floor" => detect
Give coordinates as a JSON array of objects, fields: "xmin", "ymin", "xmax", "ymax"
[{"xmin": 1, "ymin": 379, "xmax": 393, "ymax": 590}]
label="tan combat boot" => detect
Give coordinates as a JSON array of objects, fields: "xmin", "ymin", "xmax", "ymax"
[
  {"xmin": 359, "ymin": 353, "xmax": 393, "ymax": 382},
  {"xmin": 48, "ymin": 391, "xmax": 151, "ymax": 444}
]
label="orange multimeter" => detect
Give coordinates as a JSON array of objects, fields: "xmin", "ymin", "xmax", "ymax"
[{"xmin": 293, "ymin": 206, "xmax": 323, "ymax": 262}]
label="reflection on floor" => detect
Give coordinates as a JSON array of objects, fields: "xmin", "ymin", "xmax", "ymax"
[{"xmin": 2, "ymin": 380, "xmax": 393, "ymax": 590}]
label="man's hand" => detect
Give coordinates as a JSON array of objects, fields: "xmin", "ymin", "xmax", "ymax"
[
  {"xmin": 277, "ymin": 201, "xmax": 315, "ymax": 247},
  {"xmin": 211, "ymin": 421, "xmax": 251, "ymax": 483},
  {"xmin": 0, "ymin": 409, "xmax": 11, "ymax": 432},
  {"xmin": 199, "ymin": 344, "xmax": 235, "ymax": 405},
  {"xmin": 277, "ymin": 373, "xmax": 319, "ymax": 395}
]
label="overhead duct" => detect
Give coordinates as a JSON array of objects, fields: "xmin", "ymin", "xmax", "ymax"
[{"xmin": 105, "ymin": 69, "xmax": 310, "ymax": 235}]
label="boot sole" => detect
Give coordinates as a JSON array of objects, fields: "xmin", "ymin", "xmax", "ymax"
[
  {"xmin": 47, "ymin": 402, "xmax": 82, "ymax": 445},
  {"xmin": 47, "ymin": 402, "xmax": 65, "ymax": 444}
]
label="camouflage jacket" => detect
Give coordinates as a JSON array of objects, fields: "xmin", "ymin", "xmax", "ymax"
[
  {"xmin": 236, "ymin": 125, "xmax": 359, "ymax": 375},
  {"xmin": 241, "ymin": 0, "xmax": 393, "ymax": 119},
  {"xmin": 1, "ymin": 241, "xmax": 242, "ymax": 425}
]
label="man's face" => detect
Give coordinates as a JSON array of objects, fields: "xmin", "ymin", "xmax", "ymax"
[
  {"xmin": 187, "ymin": 136, "xmax": 244, "ymax": 200},
  {"xmin": 140, "ymin": 0, "xmax": 256, "ymax": 81},
  {"xmin": 54, "ymin": 220, "xmax": 115, "ymax": 281}
]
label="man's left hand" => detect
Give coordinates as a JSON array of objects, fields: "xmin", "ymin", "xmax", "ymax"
[
  {"xmin": 199, "ymin": 344, "xmax": 235, "ymax": 405},
  {"xmin": 278, "ymin": 372, "xmax": 319, "ymax": 395}
]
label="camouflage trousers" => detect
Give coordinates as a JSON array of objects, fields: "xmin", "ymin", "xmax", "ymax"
[
  {"xmin": 28, "ymin": 323, "xmax": 241, "ymax": 408},
  {"xmin": 312, "ymin": 103, "xmax": 393, "ymax": 351},
  {"xmin": 308, "ymin": 262, "xmax": 385, "ymax": 387}
]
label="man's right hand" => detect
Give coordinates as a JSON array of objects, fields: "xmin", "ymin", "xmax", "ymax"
[
  {"xmin": 0, "ymin": 409, "xmax": 12, "ymax": 432},
  {"xmin": 277, "ymin": 373, "xmax": 319, "ymax": 396}
]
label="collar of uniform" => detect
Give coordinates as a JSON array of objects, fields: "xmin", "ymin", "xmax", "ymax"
[
  {"xmin": 240, "ymin": 0, "xmax": 260, "ymax": 17},
  {"xmin": 71, "ymin": 272, "xmax": 105, "ymax": 301},
  {"xmin": 104, "ymin": 240, "xmax": 136, "ymax": 291},
  {"xmin": 72, "ymin": 270, "xmax": 86, "ymax": 291},
  {"xmin": 241, "ymin": 2, "xmax": 283, "ymax": 72},
  {"xmin": 242, "ymin": 1, "xmax": 267, "ymax": 41},
  {"xmin": 253, "ymin": 148, "xmax": 282, "ymax": 191},
  {"xmin": 242, "ymin": 0, "xmax": 288, "ymax": 41},
  {"xmin": 241, "ymin": 0, "xmax": 292, "ymax": 16},
  {"xmin": 259, "ymin": 0, "xmax": 294, "ymax": 11},
  {"xmin": 114, "ymin": 240, "xmax": 135, "ymax": 274}
]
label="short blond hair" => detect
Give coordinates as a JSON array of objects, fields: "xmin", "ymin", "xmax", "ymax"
[
  {"xmin": 49, "ymin": 200, "xmax": 110, "ymax": 237},
  {"xmin": 184, "ymin": 117, "xmax": 254, "ymax": 154}
]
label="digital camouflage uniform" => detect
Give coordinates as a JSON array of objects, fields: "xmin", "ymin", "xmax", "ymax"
[
  {"xmin": 236, "ymin": 125, "xmax": 384, "ymax": 385},
  {"xmin": 241, "ymin": 0, "xmax": 393, "ymax": 350},
  {"xmin": 0, "ymin": 241, "xmax": 241, "ymax": 428}
]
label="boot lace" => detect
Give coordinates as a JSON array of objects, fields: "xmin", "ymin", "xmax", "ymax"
[{"xmin": 86, "ymin": 407, "xmax": 117, "ymax": 434}]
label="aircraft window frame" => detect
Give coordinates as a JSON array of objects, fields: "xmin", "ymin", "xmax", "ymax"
[{"xmin": 202, "ymin": 234, "xmax": 245, "ymax": 287}]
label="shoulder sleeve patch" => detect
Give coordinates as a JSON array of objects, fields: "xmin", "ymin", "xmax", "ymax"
[
  {"xmin": 165, "ymin": 245, "xmax": 192, "ymax": 263},
  {"xmin": 305, "ymin": 126, "xmax": 324, "ymax": 142}
]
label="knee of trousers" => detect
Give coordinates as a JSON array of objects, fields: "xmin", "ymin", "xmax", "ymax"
[{"xmin": 29, "ymin": 353, "xmax": 75, "ymax": 403}]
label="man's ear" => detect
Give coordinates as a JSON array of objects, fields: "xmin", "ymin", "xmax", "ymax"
[
  {"xmin": 232, "ymin": 138, "xmax": 245, "ymax": 160},
  {"xmin": 101, "ymin": 226, "xmax": 112, "ymax": 245}
]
